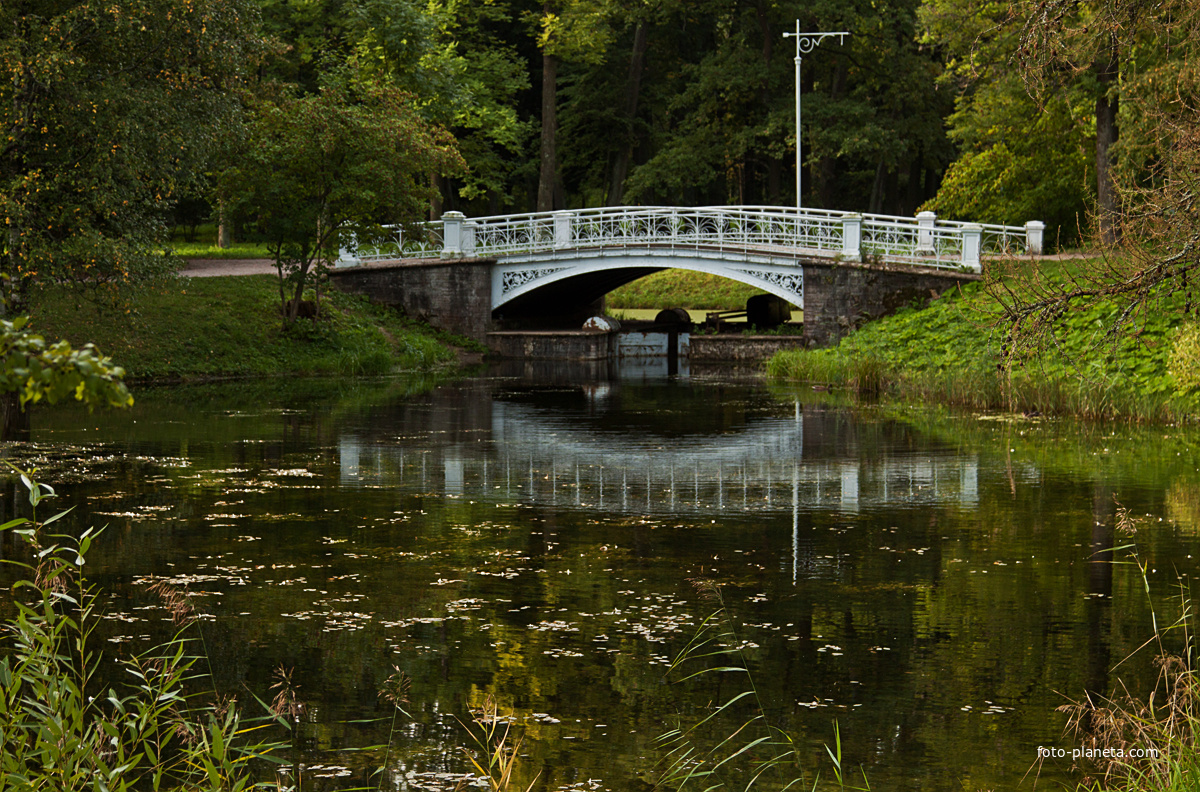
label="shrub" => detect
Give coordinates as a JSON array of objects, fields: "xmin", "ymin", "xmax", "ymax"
[{"xmin": 1168, "ymin": 323, "xmax": 1200, "ymax": 393}]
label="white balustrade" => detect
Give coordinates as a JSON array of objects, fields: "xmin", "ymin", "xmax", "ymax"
[{"xmin": 338, "ymin": 205, "xmax": 1040, "ymax": 271}]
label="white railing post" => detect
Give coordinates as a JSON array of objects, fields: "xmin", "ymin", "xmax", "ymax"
[
  {"xmin": 962, "ymin": 224, "xmax": 982, "ymax": 271},
  {"xmin": 916, "ymin": 211, "xmax": 936, "ymax": 254},
  {"xmin": 337, "ymin": 233, "xmax": 359, "ymax": 267},
  {"xmin": 841, "ymin": 214, "xmax": 862, "ymax": 260},
  {"xmin": 463, "ymin": 221, "xmax": 477, "ymax": 257},
  {"xmin": 441, "ymin": 211, "xmax": 464, "ymax": 258},
  {"xmin": 553, "ymin": 210, "xmax": 573, "ymax": 249},
  {"xmin": 1025, "ymin": 220, "xmax": 1045, "ymax": 256}
]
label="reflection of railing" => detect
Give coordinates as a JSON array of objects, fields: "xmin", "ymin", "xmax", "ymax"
[
  {"xmin": 338, "ymin": 437, "xmax": 983, "ymax": 515},
  {"xmin": 338, "ymin": 206, "xmax": 1044, "ymax": 273},
  {"xmin": 337, "ymin": 397, "xmax": 991, "ymax": 515}
]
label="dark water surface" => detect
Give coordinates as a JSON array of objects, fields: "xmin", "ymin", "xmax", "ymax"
[{"xmin": 6, "ymin": 370, "xmax": 1200, "ymax": 791}]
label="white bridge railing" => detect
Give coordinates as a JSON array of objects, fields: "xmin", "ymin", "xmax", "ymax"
[{"xmin": 339, "ymin": 206, "xmax": 1044, "ymax": 273}]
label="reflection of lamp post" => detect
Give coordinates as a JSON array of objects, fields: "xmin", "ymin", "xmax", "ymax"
[{"xmin": 782, "ymin": 24, "xmax": 848, "ymax": 210}]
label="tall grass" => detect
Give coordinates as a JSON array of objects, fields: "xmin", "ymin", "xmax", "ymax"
[
  {"xmin": 768, "ymin": 350, "xmax": 1187, "ymax": 421},
  {"xmin": 456, "ymin": 696, "xmax": 539, "ymax": 792},
  {"xmin": 764, "ymin": 352, "xmax": 890, "ymax": 395},
  {"xmin": 0, "ymin": 465, "xmax": 287, "ymax": 790},
  {"xmin": 1057, "ymin": 548, "xmax": 1200, "ymax": 791},
  {"xmin": 654, "ymin": 579, "xmax": 868, "ymax": 792}
]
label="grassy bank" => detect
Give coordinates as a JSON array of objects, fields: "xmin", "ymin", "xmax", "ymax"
[
  {"xmin": 29, "ymin": 275, "xmax": 460, "ymax": 382},
  {"xmin": 606, "ymin": 270, "xmax": 764, "ymax": 310},
  {"xmin": 767, "ymin": 261, "xmax": 1200, "ymax": 422}
]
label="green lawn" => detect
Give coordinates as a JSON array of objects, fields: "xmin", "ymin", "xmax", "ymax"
[
  {"xmin": 606, "ymin": 270, "xmax": 766, "ymax": 311},
  {"xmin": 29, "ymin": 276, "xmax": 459, "ymax": 381},
  {"xmin": 169, "ymin": 241, "xmax": 274, "ymax": 259},
  {"xmin": 168, "ymin": 222, "xmax": 273, "ymax": 259}
]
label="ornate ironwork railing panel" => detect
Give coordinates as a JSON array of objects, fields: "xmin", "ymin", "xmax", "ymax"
[
  {"xmin": 977, "ymin": 223, "xmax": 1030, "ymax": 256},
  {"xmin": 339, "ymin": 205, "xmax": 1037, "ymax": 271},
  {"xmin": 468, "ymin": 206, "xmax": 848, "ymax": 260},
  {"xmin": 348, "ymin": 223, "xmax": 443, "ymax": 262}
]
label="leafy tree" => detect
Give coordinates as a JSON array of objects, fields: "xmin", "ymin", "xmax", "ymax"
[
  {"xmin": 0, "ymin": 316, "xmax": 132, "ymax": 440},
  {"xmin": 982, "ymin": 0, "xmax": 1200, "ymax": 357},
  {"xmin": 222, "ymin": 81, "xmax": 464, "ymax": 325},
  {"xmin": 0, "ymin": 0, "xmax": 260, "ymax": 313},
  {"xmin": 423, "ymin": 0, "xmax": 535, "ymax": 213},
  {"xmin": 255, "ymin": 0, "xmax": 532, "ymax": 216},
  {"xmin": 923, "ymin": 91, "xmax": 1091, "ymax": 244},
  {"xmin": 918, "ymin": 0, "xmax": 1091, "ymax": 247},
  {"xmin": 1013, "ymin": 0, "xmax": 1200, "ymax": 245}
]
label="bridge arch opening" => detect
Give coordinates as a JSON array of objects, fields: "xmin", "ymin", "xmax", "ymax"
[{"xmin": 491, "ymin": 258, "xmax": 803, "ymax": 330}]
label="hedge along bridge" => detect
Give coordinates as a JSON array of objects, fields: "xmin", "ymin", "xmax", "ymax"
[{"xmin": 331, "ymin": 205, "xmax": 1045, "ymax": 348}]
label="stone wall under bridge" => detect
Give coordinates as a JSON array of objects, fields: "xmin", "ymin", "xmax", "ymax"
[
  {"xmin": 801, "ymin": 259, "xmax": 982, "ymax": 347},
  {"xmin": 327, "ymin": 255, "xmax": 982, "ymax": 352}
]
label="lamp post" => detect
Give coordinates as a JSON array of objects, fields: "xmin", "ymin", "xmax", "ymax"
[{"xmin": 782, "ymin": 24, "xmax": 848, "ymax": 211}]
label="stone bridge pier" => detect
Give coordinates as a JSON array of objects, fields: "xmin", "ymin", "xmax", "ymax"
[
  {"xmin": 328, "ymin": 256, "xmax": 499, "ymax": 343},
  {"xmin": 327, "ymin": 255, "xmax": 979, "ymax": 351}
]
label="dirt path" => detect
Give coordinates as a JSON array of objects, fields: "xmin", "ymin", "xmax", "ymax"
[{"xmin": 180, "ymin": 258, "xmax": 277, "ymax": 277}]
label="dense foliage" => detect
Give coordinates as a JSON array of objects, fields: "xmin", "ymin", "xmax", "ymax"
[
  {"xmin": 0, "ymin": 0, "xmax": 260, "ymax": 312},
  {"xmin": 0, "ymin": 318, "xmax": 132, "ymax": 410},
  {"xmin": 9, "ymin": 0, "xmax": 1197, "ymax": 274}
]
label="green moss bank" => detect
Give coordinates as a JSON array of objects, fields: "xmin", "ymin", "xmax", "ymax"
[
  {"xmin": 29, "ymin": 275, "xmax": 460, "ymax": 382},
  {"xmin": 767, "ymin": 261, "xmax": 1200, "ymax": 422}
]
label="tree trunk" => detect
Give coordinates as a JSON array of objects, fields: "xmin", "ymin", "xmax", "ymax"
[
  {"xmin": 609, "ymin": 22, "xmax": 649, "ymax": 205},
  {"xmin": 217, "ymin": 200, "xmax": 232, "ymax": 248},
  {"xmin": 868, "ymin": 160, "xmax": 887, "ymax": 214},
  {"xmin": 537, "ymin": 52, "xmax": 559, "ymax": 212},
  {"xmin": 753, "ymin": 3, "xmax": 779, "ymax": 205},
  {"xmin": 904, "ymin": 145, "xmax": 924, "ymax": 216},
  {"xmin": 289, "ymin": 266, "xmax": 307, "ymax": 324},
  {"xmin": 767, "ymin": 159, "xmax": 780, "ymax": 205},
  {"xmin": 429, "ymin": 173, "xmax": 444, "ymax": 221},
  {"xmin": 1094, "ymin": 37, "xmax": 1120, "ymax": 246}
]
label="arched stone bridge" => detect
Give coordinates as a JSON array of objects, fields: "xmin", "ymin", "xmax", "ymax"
[{"xmin": 331, "ymin": 205, "xmax": 1043, "ymax": 346}]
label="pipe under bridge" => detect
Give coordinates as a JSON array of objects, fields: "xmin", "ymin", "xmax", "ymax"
[{"xmin": 331, "ymin": 205, "xmax": 1043, "ymax": 346}]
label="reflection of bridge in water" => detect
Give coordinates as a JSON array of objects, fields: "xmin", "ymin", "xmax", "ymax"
[{"xmin": 339, "ymin": 399, "xmax": 981, "ymax": 515}]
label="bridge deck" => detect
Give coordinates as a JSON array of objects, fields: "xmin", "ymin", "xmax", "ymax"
[{"xmin": 340, "ymin": 204, "xmax": 1043, "ymax": 273}]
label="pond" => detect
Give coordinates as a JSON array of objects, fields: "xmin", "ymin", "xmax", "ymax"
[{"xmin": 4, "ymin": 367, "xmax": 1200, "ymax": 791}]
